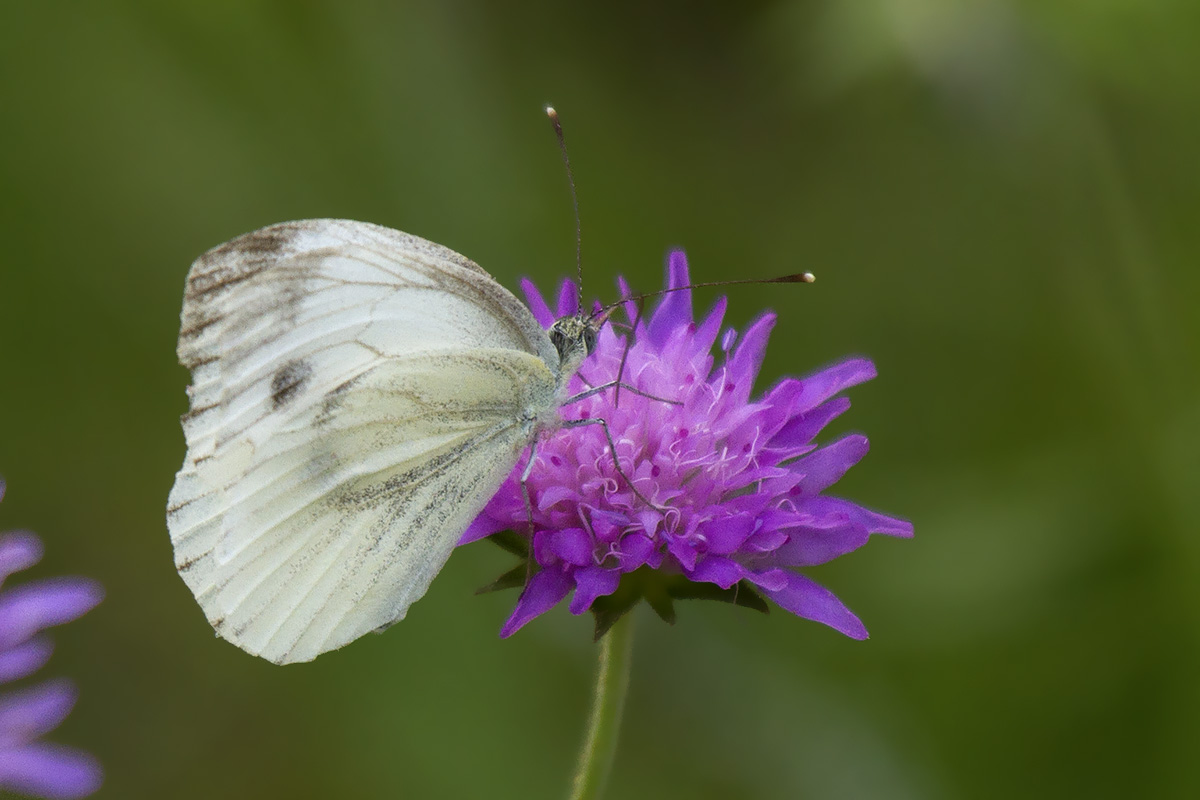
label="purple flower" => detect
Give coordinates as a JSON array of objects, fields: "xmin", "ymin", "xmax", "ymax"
[
  {"xmin": 0, "ymin": 481, "xmax": 103, "ymax": 799},
  {"xmin": 463, "ymin": 250, "xmax": 912, "ymax": 639}
]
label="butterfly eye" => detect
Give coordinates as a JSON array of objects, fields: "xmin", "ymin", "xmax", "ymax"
[
  {"xmin": 583, "ymin": 326, "xmax": 598, "ymax": 355},
  {"xmin": 549, "ymin": 326, "xmax": 567, "ymax": 356}
]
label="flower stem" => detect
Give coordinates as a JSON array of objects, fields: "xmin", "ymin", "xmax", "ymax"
[{"xmin": 568, "ymin": 613, "xmax": 634, "ymax": 800}]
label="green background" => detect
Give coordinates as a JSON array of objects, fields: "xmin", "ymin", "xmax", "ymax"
[{"xmin": 1, "ymin": 1, "xmax": 1197, "ymax": 798}]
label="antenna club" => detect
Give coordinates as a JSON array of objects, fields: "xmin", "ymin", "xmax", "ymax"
[
  {"xmin": 545, "ymin": 106, "xmax": 558, "ymax": 120},
  {"xmin": 802, "ymin": 272, "xmax": 815, "ymax": 283}
]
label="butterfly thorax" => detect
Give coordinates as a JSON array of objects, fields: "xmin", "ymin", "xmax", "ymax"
[{"xmin": 547, "ymin": 314, "xmax": 599, "ymax": 389}]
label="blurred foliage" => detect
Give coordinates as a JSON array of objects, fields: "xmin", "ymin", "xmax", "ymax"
[{"xmin": 0, "ymin": 1, "xmax": 1196, "ymax": 798}]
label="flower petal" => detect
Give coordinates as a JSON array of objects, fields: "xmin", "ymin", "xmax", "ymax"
[
  {"xmin": 743, "ymin": 528, "xmax": 789, "ymax": 553},
  {"xmin": 666, "ymin": 535, "xmax": 698, "ymax": 571},
  {"xmin": 687, "ymin": 556, "xmax": 744, "ymax": 589},
  {"xmin": 0, "ymin": 636, "xmax": 54, "ymax": 683},
  {"xmin": 796, "ymin": 358, "xmax": 876, "ymax": 410},
  {"xmin": 538, "ymin": 485, "xmax": 582, "ymax": 511},
  {"xmin": 0, "ymin": 532, "xmax": 43, "ymax": 587},
  {"xmin": 793, "ymin": 435, "xmax": 870, "ymax": 496},
  {"xmin": 499, "ymin": 569, "xmax": 572, "ymax": 638},
  {"xmin": 692, "ymin": 297, "xmax": 728, "ymax": 355},
  {"xmin": 0, "ymin": 579, "xmax": 104, "ymax": 651},
  {"xmin": 702, "ymin": 514, "xmax": 757, "ymax": 556},
  {"xmin": 586, "ymin": 509, "xmax": 626, "ymax": 543},
  {"xmin": 0, "ymin": 741, "xmax": 103, "ymax": 799},
  {"xmin": 647, "ymin": 250, "xmax": 693, "ymax": 345},
  {"xmin": 758, "ymin": 379, "xmax": 803, "ymax": 436},
  {"xmin": 569, "ymin": 567, "xmax": 621, "ymax": 614},
  {"xmin": 543, "ymin": 528, "xmax": 594, "ymax": 567},
  {"xmin": 0, "ymin": 679, "xmax": 77, "ymax": 744},
  {"xmin": 520, "ymin": 278, "xmax": 555, "ymax": 328},
  {"xmin": 556, "ymin": 279, "xmax": 579, "ymax": 317},
  {"xmin": 725, "ymin": 314, "xmax": 776, "ymax": 403},
  {"xmin": 761, "ymin": 571, "xmax": 868, "ymax": 639},
  {"xmin": 459, "ymin": 514, "xmax": 509, "ymax": 546},
  {"xmin": 764, "ymin": 397, "xmax": 852, "ymax": 459},
  {"xmin": 615, "ymin": 275, "xmax": 641, "ymax": 333},
  {"xmin": 744, "ymin": 568, "xmax": 789, "ymax": 592},
  {"xmin": 803, "ymin": 496, "xmax": 915, "ymax": 538},
  {"xmin": 617, "ymin": 534, "xmax": 657, "ymax": 571},
  {"xmin": 771, "ymin": 523, "xmax": 871, "ymax": 567}
]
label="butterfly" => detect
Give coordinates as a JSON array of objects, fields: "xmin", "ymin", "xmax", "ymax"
[{"xmin": 167, "ymin": 219, "xmax": 613, "ymax": 664}]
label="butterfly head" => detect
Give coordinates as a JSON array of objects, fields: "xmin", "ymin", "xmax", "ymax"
[{"xmin": 548, "ymin": 314, "xmax": 599, "ymax": 377}]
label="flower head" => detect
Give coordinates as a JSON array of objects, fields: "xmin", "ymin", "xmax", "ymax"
[
  {"xmin": 463, "ymin": 251, "xmax": 912, "ymax": 639},
  {"xmin": 0, "ymin": 480, "xmax": 103, "ymax": 799}
]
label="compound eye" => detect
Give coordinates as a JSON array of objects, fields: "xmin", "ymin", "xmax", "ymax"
[
  {"xmin": 549, "ymin": 326, "xmax": 567, "ymax": 356},
  {"xmin": 583, "ymin": 327, "xmax": 598, "ymax": 354}
]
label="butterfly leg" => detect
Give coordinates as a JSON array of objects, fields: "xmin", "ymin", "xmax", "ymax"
[
  {"xmin": 563, "ymin": 381, "xmax": 680, "ymax": 407},
  {"xmin": 612, "ymin": 297, "xmax": 645, "ymax": 408},
  {"xmin": 562, "ymin": 417, "xmax": 668, "ymax": 513},
  {"xmin": 520, "ymin": 440, "xmax": 540, "ymax": 585}
]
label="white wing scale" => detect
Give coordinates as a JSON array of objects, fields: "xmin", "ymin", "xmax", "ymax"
[{"xmin": 168, "ymin": 220, "xmax": 560, "ymax": 664}]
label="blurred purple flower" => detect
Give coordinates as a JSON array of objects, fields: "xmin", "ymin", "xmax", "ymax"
[
  {"xmin": 0, "ymin": 481, "xmax": 103, "ymax": 799},
  {"xmin": 464, "ymin": 250, "xmax": 912, "ymax": 639}
]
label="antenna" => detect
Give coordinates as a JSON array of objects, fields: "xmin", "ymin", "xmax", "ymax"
[
  {"xmin": 546, "ymin": 106, "xmax": 583, "ymax": 311},
  {"xmin": 590, "ymin": 271, "xmax": 815, "ymax": 320}
]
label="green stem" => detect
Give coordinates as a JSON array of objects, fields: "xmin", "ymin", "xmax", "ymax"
[{"xmin": 568, "ymin": 613, "xmax": 635, "ymax": 800}]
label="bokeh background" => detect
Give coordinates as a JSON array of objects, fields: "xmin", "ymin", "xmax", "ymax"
[{"xmin": 1, "ymin": 1, "xmax": 1197, "ymax": 798}]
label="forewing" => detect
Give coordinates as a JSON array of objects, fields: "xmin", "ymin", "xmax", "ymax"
[
  {"xmin": 168, "ymin": 219, "xmax": 558, "ymax": 663},
  {"xmin": 176, "ymin": 218, "xmax": 555, "ymax": 465}
]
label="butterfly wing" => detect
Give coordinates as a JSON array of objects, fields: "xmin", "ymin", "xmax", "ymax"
[{"xmin": 168, "ymin": 219, "xmax": 559, "ymax": 664}]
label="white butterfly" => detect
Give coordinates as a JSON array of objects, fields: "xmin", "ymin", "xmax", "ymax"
[{"xmin": 167, "ymin": 219, "xmax": 607, "ymax": 664}]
